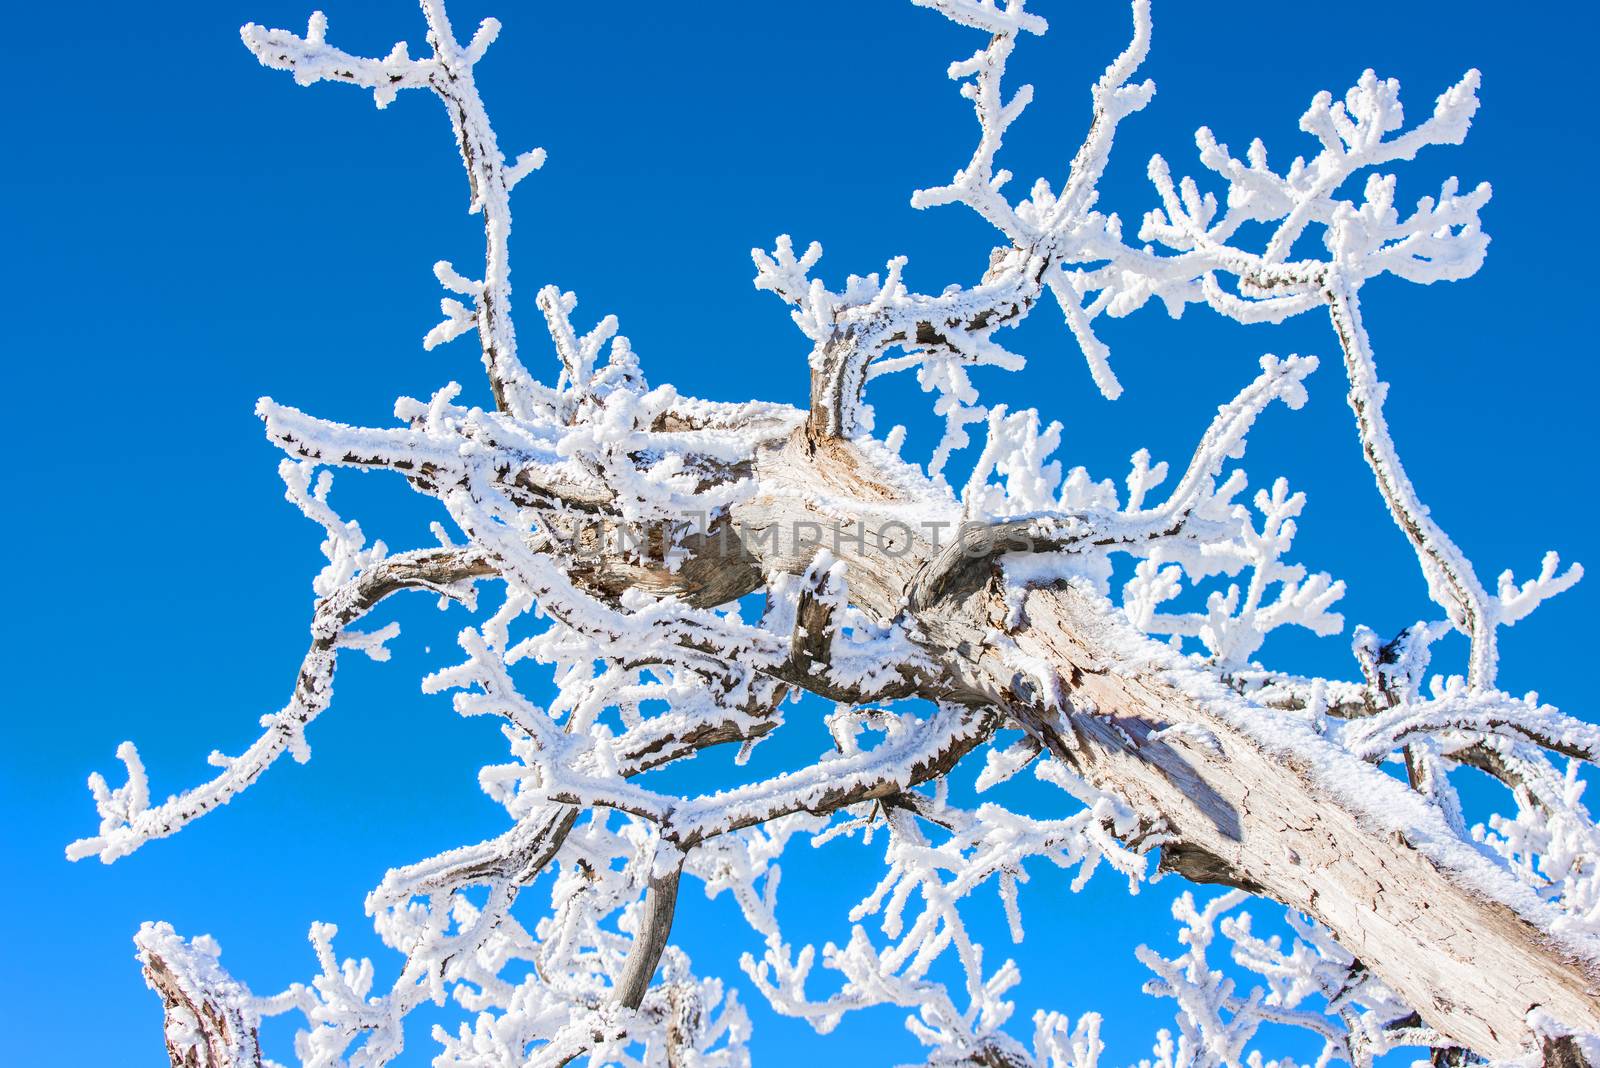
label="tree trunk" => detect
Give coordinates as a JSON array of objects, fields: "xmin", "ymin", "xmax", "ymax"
[{"xmin": 719, "ymin": 431, "xmax": 1600, "ymax": 1062}]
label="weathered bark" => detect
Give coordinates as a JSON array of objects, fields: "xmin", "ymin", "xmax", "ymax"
[
  {"xmin": 140, "ymin": 947, "xmax": 261, "ymax": 1068},
  {"xmin": 699, "ymin": 430, "xmax": 1600, "ymax": 1063},
  {"xmin": 1546, "ymin": 1035, "xmax": 1596, "ymax": 1068},
  {"xmin": 613, "ymin": 853, "xmax": 686, "ymax": 1010}
]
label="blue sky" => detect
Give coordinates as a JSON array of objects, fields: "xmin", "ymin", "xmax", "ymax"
[{"xmin": 3, "ymin": 0, "xmax": 1596, "ymax": 1063}]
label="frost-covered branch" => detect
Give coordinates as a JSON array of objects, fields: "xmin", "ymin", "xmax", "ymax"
[
  {"xmin": 137, "ymin": 923, "xmax": 266, "ymax": 1068},
  {"xmin": 755, "ymin": 0, "xmax": 1154, "ymax": 464},
  {"xmin": 1136, "ymin": 893, "xmax": 1443, "ymax": 1068},
  {"xmin": 69, "ymin": 531, "xmax": 492, "ymax": 863},
  {"xmin": 909, "ymin": 352, "xmax": 1326, "ymax": 631},
  {"xmin": 243, "ymin": 4, "xmax": 547, "ymax": 417},
  {"xmin": 732, "ymin": 739, "xmax": 1152, "ymax": 1068},
  {"xmin": 72, "ymin": 1, "xmax": 1600, "ymax": 1065},
  {"xmin": 759, "ymin": 0, "xmax": 1575, "ymax": 691}
]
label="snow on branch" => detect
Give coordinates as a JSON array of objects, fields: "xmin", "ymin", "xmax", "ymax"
[
  {"xmin": 911, "ymin": 352, "xmax": 1336, "ymax": 657},
  {"xmin": 136, "ymin": 923, "xmax": 267, "ymax": 1068},
  {"xmin": 1136, "ymin": 893, "xmax": 1442, "ymax": 1068},
  {"xmin": 753, "ymin": 0, "xmax": 1154, "ymax": 463},
  {"xmin": 243, "ymin": 4, "xmax": 548, "ymax": 418},
  {"xmin": 734, "ymin": 743, "xmax": 1152, "ymax": 1068},
  {"xmin": 1343, "ymin": 688, "xmax": 1600, "ymax": 768},
  {"xmin": 1117, "ymin": 50, "xmax": 1573, "ymax": 688},
  {"xmin": 68, "ymin": 541, "xmax": 491, "ymax": 863}
]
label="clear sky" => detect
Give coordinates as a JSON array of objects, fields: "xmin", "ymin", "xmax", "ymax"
[{"xmin": 3, "ymin": 1, "xmax": 1596, "ymax": 1064}]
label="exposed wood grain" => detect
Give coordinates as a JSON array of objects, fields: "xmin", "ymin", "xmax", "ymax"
[{"xmin": 708, "ymin": 430, "xmax": 1600, "ymax": 1062}]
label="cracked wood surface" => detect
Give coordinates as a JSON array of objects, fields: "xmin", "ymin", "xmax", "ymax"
[{"xmin": 713, "ymin": 430, "xmax": 1600, "ymax": 1062}]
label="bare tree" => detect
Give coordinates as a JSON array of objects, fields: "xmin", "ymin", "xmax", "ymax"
[{"xmin": 70, "ymin": 2, "xmax": 1600, "ymax": 1066}]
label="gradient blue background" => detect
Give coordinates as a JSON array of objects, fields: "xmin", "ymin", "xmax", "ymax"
[{"xmin": 3, "ymin": 1, "xmax": 1595, "ymax": 1063}]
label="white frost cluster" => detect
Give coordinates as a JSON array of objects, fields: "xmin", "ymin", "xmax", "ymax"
[
  {"xmin": 732, "ymin": 740, "xmax": 1148, "ymax": 1067},
  {"xmin": 1135, "ymin": 893, "xmax": 1435, "ymax": 1068}
]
